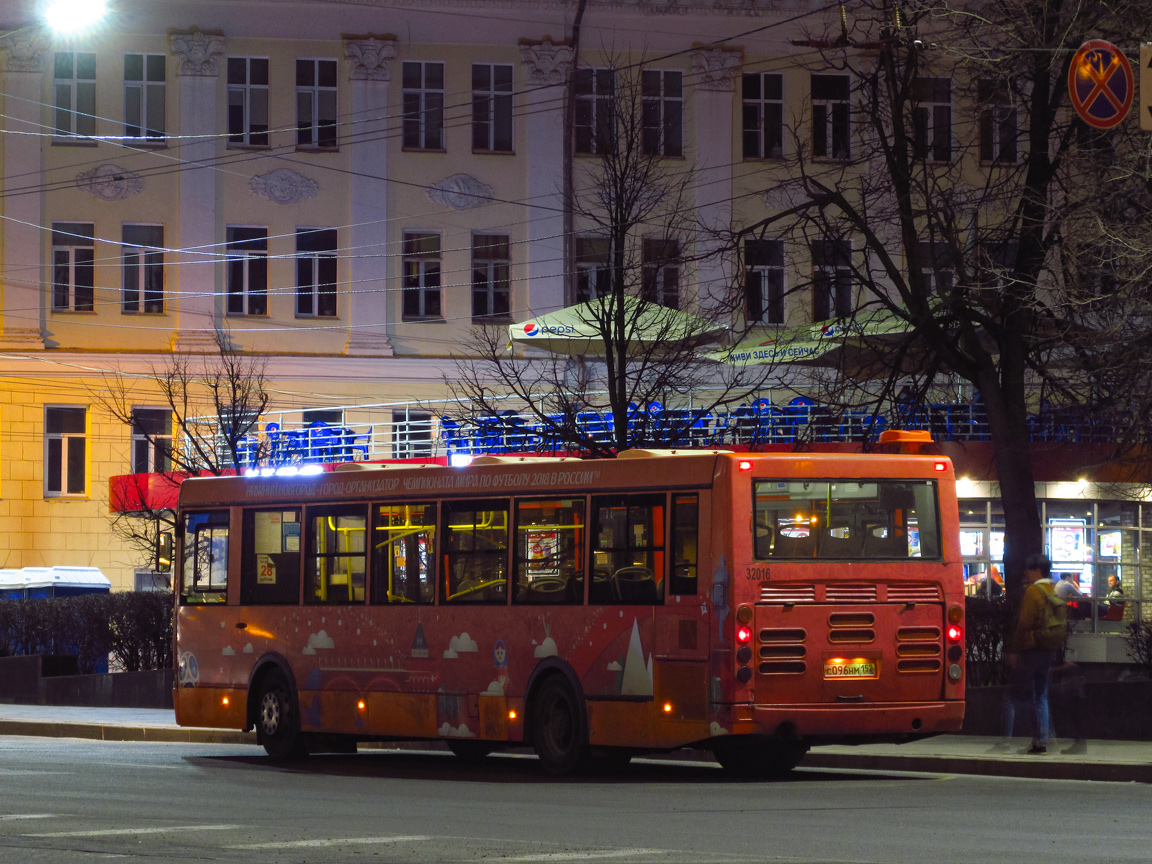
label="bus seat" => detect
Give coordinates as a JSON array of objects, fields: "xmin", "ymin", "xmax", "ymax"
[
  {"xmin": 771, "ymin": 534, "xmax": 815, "ymax": 558},
  {"xmin": 590, "ymin": 568, "xmax": 614, "ymax": 603},
  {"xmin": 820, "ymin": 533, "xmax": 862, "ymax": 558},
  {"xmin": 614, "ymin": 567, "xmax": 657, "ymax": 603},
  {"xmin": 527, "ymin": 577, "xmax": 568, "ymax": 603},
  {"xmin": 862, "ymin": 534, "xmax": 908, "ymax": 558}
]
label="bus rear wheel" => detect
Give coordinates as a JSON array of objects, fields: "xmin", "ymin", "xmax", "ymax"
[
  {"xmin": 447, "ymin": 740, "xmax": 494, "ymax": 761},
  {"xmin": 256, "ymin": 669, "xmax": 308, "ymax": 760},
  {"xmin": 713, "ymin": 738, "xmax": 808, "ymax": 779},
  {"xmin": 530, "ymin": 676, "xmax": 587, "ymax": 776}
]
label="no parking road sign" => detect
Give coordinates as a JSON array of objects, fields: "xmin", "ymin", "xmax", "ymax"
[{"xmin": 1068, "ymin": 40, "xmax": 1133, "ymax": 129}]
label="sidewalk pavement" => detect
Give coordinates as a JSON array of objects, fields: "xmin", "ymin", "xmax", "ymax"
[{"xmin": 1, "ymin": 703, "xmax": 1149, "ymax": 783}]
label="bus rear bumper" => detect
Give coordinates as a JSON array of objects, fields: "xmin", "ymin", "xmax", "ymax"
[{"xmin": 739, "ymin": 701, "xmax": 965, "ymax": 741}]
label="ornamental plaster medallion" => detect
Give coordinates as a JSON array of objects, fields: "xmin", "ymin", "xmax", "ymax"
[
  {"xmin": 519, "ymin": 40, "xmax": 573, "ymax": 87},
  {"xmin": 250, "ymin": 169, "xmax": 319, "ymax": 205},
  {"xmin": 75, "ymin": 165, "xmax": 144, "ymax": 201},
  {"xmin": 0, "ymin": 33, "xmax": 46, "ymax": 73},
  {"xmin": 692, "ymin": 48, "xmax": 742, "ymax": 92},
  {"xmin": 427, "ymin": 174, "xmax": 494, "ymax": 211},
  {"xmin": 345, "ymin": 38, "xmax": 397, "ymax": 81},
  {"xmin": 169, "ymin": 29, "xmax": 227, "ymax": 77}
]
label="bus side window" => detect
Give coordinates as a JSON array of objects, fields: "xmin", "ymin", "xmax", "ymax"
[
  {"xmin": 591, "ymin": 494, "xmax": 665, "ymax": 605},
  {"xmin": 305, "ymin": 505, "xmax": 368, "ymax": 605},
  {"xmin": 670, "ymin": 494, "xmax": 698, "ymax": 595},
  {"xmin": 514, "ymin": 497, "xmax": 585, "ymax": 605},
  {"xmin": 181, "ymin": 511, "xmax": 230, "ymax": 604},
  {"xmin": 373, "ymin": 502, "xmax": 436, "ymax": 605},
  {"xmin": 444, "ymin": 499, "xmax": 509, "ymax": 604},
  {"xmin": 240, "ymin": 509, "xmax": 302, "ymax": 605}
]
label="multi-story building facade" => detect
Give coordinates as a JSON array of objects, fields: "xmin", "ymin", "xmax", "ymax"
[{"xmin": 0, "ymin": 0, "xmax": 1145, "ymax": 658}]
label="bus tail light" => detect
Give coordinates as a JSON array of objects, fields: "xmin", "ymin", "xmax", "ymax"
[
  {"xmin": 736, "ymin": 626, "xmax": 752, "ymax": 644},
  {"xmin": 738, "ymin": 460, "xmax": 754, "ymax": 472},
  {"xmin": 946, "ymin": 625, "xmax": 962, "ymax": 642},
  {"xmin": 934, "ymin": 461, "xmax": 948, "ymax": 472}
]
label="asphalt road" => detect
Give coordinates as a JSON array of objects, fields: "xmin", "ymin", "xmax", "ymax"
[{"xmin": 1, "ymin": 736, "xmax": 1148, "ymax": 864}]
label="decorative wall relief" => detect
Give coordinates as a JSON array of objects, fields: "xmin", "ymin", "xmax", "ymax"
[
  {"xmin": 250, "ymin": 168, "xmax": 319, "ymax": 205},
  {"xmin": 0, "ymin": 33, "xmax": 46, "ymax": 73},
  {"xmin": 345, "ymin": 37, "xmax": 398, "ymax": 81},
  {"xmin": 169, "ymin": 29, "xmax": 227, "ymax": 77},
  {"xmin": 427, "ymin": 174, "xmax": 494, "ymax": 211},
  {"xmin": 519, "ymin": 39, "xmax": 573, "ymax": 87},
  {"xmin": 75, "ymin": 165, "xmax": 144, "ymax": 201},
  {"xmin": 691, "ymin": 48, "xmax": 742, "ymax": 92}
]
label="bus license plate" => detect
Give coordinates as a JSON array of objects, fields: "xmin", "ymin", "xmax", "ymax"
[{"xmin": 823, "ymin": 660, "xmax": 879, "ymax": 679}]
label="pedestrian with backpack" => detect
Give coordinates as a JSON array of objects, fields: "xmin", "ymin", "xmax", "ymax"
[{"xmin": 1001, "ymin": 553, "xmax": 1065, "ymax": 754}]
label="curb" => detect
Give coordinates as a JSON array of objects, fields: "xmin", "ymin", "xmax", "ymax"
[
  {"xmin": 802, "ymin": 751, "xmax": 1152, "ymax": 783},
  {"xmin": 0, "ymin": 720, "xmax": 253, "ymax": 745}
]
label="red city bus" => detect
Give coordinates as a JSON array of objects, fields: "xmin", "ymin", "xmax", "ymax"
[{"xmin": 173, "ymin": 438, "xmax": 964, "ymax": 776}]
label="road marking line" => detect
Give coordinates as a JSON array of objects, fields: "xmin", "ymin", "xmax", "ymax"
[
  {"xmin": 0, "ymin": 815, "xmax": 55, "ymax": 821},
  {"xmin": 230, "ymin": 835, "xmax": 430, "ymax": 850},
  {"xmin": 500, "ymin": 851, "xmax": 665, "ymax": 861},
  {"xmin": 27, "ymin": 825, "xmax": 241, "ymax": 838}
]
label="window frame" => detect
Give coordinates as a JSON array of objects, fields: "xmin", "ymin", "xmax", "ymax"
[
  {"xmin": 44, "ymin": 405, "xmax": 87, "ymax": 497},
  {"xmin": 641, "ymin": 237, "xmax": 680, "ymax": 310},
  {"xmin": 744, "ymin": 238, "xmax": 785, "ymax": 325},
  {"xmin": 226, "ymin": 226, "xmax": 269, "ymax": 317},
  {"xmin": 471, "ymin": 233, "xmax": 511, "ymax": 322},
  {"xmin": 590, "ymin": 492, "xmax": 666, "ymax": 605},
  {"xmin": 402, "ymin": 231, "xmax": 443, "ymax": 320},
  {"xmin": 402, "ymin": 61, "xmax": 445, "ymax": 150},
  {"xmin": 811, "ymin": 73, "xmax": 851, "ymax": 160},
  {"xmin": 124, "ymin": 53, "xmax": 166, "ymax": 142},
  {"xmin": 54, "ymin": 51, "xmax": 96, "ymax": 138},
  {"xmin": 51, "ymin": 222, "xmax": 95, "ymax": 312},
  {"xmin": 574, "ymin": 67, "xmax": 616, "ymax": 155},
  {"xmin": 513, "ymin": 496, "xmax": 587, "ymax": 605},
  {"xmin": 180, "ymin": 510, "xmax": 230, "ymax": 605},
  {"xmin": 305, "ymin": 504, "xmax": 368, "ymax": 605},
  {"xmin": 295, "ymin": 228, "xmax": 338, "ymax": 318},
  {"xmin": 296, "ymin": 57, "xmax": 338, "ymax": 149},
  {"xmin": 641, "ymin": 69, "xmax": 683, "ymax": 157},
  {"xmin": 227, "ymin": 56, "xmax": 270, "ymax": 147},
  {"xmin": 472, "ymin": 62, "xmax": 514, "ymax": 152},
  {"xmin": 131, "ymin": 407, "xmax": 173, "ymax": 474},
  {"xmin": 978, "ymin": 79, "xmax": 1018, "ymax": 165},
  {"xmin": 811, "ymin": 238, "xmax": 853, "ymax": 321},
  {"xmin": 911, "ymin": 76, "xmax": 951, "ymax": 163},
  {"xmin": 121, "ymin": 224, "xmax": 165, "ymax": 314},
  {"xmin": 442, "ymin": 498, "xmax": 510, "ymax": 604},
  {"xmin": 742, "ymin": 72, "xmax": 784, "ymax": 160}
]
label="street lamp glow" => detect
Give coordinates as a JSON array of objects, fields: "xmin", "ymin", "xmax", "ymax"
[{"xmin": 42, "ymin": 0, "xmax": 107, "ymax": 35}]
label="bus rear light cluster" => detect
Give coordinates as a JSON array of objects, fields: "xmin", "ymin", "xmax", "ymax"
[{"xmin": 735, "ymin": 605, "xmax": 754, "ymax": 683}]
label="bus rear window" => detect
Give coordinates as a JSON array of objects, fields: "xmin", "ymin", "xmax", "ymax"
[
  {"xmin": 753, "ymin": 479, "xmax": 940, "ymax": 560},
  {"xmin": 181, "ymin": 510, "xmax": 230, "ymax": 604}
]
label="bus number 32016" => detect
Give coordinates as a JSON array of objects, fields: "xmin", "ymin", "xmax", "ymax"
[{"xmin": 745, "ymin": 566, "xmax": 771, "ymax": 581}]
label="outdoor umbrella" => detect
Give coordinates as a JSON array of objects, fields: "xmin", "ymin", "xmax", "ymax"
[{"xmin": 509, "ymin": 295, "xmax": 725, "ymax": 356}]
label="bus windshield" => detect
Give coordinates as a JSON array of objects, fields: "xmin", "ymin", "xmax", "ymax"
[{"xmin": 753, "ymin": 479, "xmax": 940, "ymax": 560}]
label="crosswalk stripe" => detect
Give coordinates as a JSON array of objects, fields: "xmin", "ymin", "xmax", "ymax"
[{"xmin": 230, "ymin": 835, "xmax": 431, "ymax": 849}]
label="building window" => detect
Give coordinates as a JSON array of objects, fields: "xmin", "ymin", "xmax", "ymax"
[
  {"xmin": 745, "ymin": 238, "xmax": 784, "ymax": 324},
  {"xmin": 978, "ymin": 79, "xmax": 1018, "ymax": 164},
  {"xmin": 131, "ymin": 407, "xmax": 172, "ymax": 473},
  {"xmin": 296, "ymin": 58, "xmax": 337, "ymax": 148},
  {"xmin": 295, "ymin": 229, "xmax": 338, "ymax": 317},
  {"xmin": 54, "ymin": 52, "xmax": 96, "ymax": 137},
  {"xmin": 812, "ymin": 239, "xmax": 852, "ymax": 320},
  {"xmin": 574, "ymin": 67, "xmax": 615, "ymax": 154},
  {"xmin": 391, "ymin": 410, "xmax": 433, "ymax": 458},
  {"xmin": 641, "ymin": 69, "xmax": 682, "ymax": 157},
  {"xmin": 575, "ymin": 236, "xmax": 610, "ymax": 303},
  {"xmin": 226, "ymin": 227, "xmax": 268, "ymax": 316},
  {"xmin": 472, "ymin": 63, "xmax": 513, "ymax": 152},
  {"xmin": 811, "ymin": 73, "xmax": 850, "ymax": 159},
  {"xmin": 911, "ymin": 77, "xmax": 951, "ymax": 162},
  {"xmin": 45, "ymin": 406, "xmax": 86, "ymax": 496},
  {"xmin": 122, "ymin": 225, "xmax": 165, "ymax": 314},
  {"xmin": 914, "ymin": 240, "xmax": 954, "ymax": 295},
  {"xmin": 124, "ymin": 53, "xmax": 165, "ymax": 141},
  {"xmin": 743, "ymin": 72, "xmax": 784, "ymax": 159},
  {"xmin": 472, "ymin": 234, "xmax": 511, "ymax": 321},
  {"xmin": 402, "ymin": 232, "xmax": 442, "ymax": 319},
  {"xmin": 51, "ymin": 222, "xmax": 94, "ymax": 312},
  {"xmin": 641, "ymin": 238, "xmax": 680, "ymax": 310},
  {"xmin": 227, "ymin": 57, "xmax": 269, "ymax": 146},
  {"xmin": 402, "ymin": 61, "xmax": 444, "ymax": 150}
]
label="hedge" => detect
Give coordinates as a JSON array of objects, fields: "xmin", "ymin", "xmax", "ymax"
[{"xmin": 0, "ymin": 592, "xmax": 173, "ymax": 674}]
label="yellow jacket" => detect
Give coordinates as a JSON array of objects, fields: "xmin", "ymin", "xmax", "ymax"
[{"xmin": 1010, "ymin": 579, "xmax": 1055, "ymax": 653}]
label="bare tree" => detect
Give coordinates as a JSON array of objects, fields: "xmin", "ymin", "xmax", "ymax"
[
  {"xmin": 95, "ymin": 328, "xmax": 270, "ymax": 566},
  {"xmin": 451, "ymin": 60, "xmax": 767, "ymax": 456},
  {"xmin": 734, "ymin": 0, "xmax": 1152, "ymax": 594}
]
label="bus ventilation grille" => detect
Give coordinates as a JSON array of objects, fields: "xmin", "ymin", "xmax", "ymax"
[
  {"xmin": 828, "ymin": 628, "xmax": 876, "ymax": 643},
  {"xmin": 760, "ymin": 584, "xmax": 817, "ymax": 603},
  {"xmin": 758, "ymin": 661, "xmax": 807, "ymax": 675},
  {"xmin": 886, "ymin": 584, "xmax": 942, "ymax": 603},
  {"xmin": 759, "ymin": 644, "xmax": 806, "ymax": 659},
  {"xmin": 825, "ymin": 583, "xmax": 878, "ymax": 603},
  {"xmin": 896, "ymin": 658, "xmax": 942, "ymax": 673}
]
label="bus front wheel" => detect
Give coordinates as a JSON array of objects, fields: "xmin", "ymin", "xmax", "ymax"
[
  {"xmin": 713, "ymin": 738, "xmax": 808, "ymax": 779},
  {"xmin": 256, "ymin": 669, "xmax": 308, "ymax": 760},
  {"xmin": 530, "ymin": 676, "xmax": 587, "ymax": 776}
]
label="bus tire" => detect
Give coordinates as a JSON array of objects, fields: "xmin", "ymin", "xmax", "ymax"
[
  {"xmin": 713, "ymin": 738, "xmax": 808, "ymax": 779},
  {"xmin": 256, "ymin": 669, "xmax": 308, "ymax": 760},
  {"xmin": 530, "ymin": 676, "xmax": 587, "ymax": 776},
  {"xmin": 447, "ymin": 740, "xmax": 495, "ymax": 761}
]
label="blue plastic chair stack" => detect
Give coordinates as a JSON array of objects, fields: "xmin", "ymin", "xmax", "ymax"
[
  {"xmin": 439, "ymin": 417, "xmax": 473, "ymax": 457},
  {"xmin": 343, "ymin": 426, "xmax": 372, "ymax": 460},
  {"xmin": 262, "ymin": 422, "xmax": 282, "ymax": 465},
  {"xmin": 308, "ymin": 421, "xmax": 337, "ymax": 462}
]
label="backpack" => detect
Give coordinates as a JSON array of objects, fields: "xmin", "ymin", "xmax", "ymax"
[{"xmin": 1032, "ymin": 582, "xmax": 1068, "ymax": 651}]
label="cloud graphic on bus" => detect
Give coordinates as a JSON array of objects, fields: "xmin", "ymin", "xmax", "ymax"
[
  {"xmin": 533, "ymin": 637, "xmax": 558, "ymax": 658},
  {"xmin": 221, "ymin": 646, "xmax": 236, "ymax": 656},
  {"xmin": 485, "ymin": 680, "xmax": 505, "ymax": 695},
  {"xmin": 303, "ymin": 630, "xmax": 335, "ymax": 654},
  {"xmin": 438, "ymin": 722, "xmax": 475, "ymax": 737},
  {"xmin": 242, "ymin": 643, "xmax": 254, "ymax": 654},
  {"xmin": 445, "ymin": 633, "xmax": 478, "ymax": 656},
  {"xmin": 606, "ymin": 660, "xmax": 622, "ymax": 672},
  {"xmin": 709, "ymin": 722, "xmax": 729, "ymax": 737}
]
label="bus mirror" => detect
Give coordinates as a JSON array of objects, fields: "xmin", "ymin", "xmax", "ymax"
[{"xmin": 156, "ymin": 531, "xmax": 173, "ymax": 573}]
